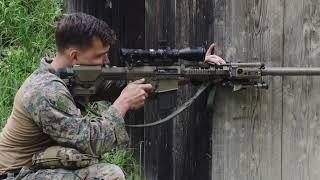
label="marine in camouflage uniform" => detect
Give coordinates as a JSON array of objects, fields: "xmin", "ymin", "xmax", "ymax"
[
  {"xmin": 0, "ymin": 57, "xmax": 129, "ymax": 179},
  {"xmin": 0, "ymin": 12, "xmax": 157, "ymax": 180}
]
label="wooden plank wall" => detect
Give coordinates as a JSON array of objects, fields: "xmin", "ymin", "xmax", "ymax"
[
  {"xmin": 211, "ymin": 0, "xmax": 320, "ymax": 180},
  {"xmin": 144, "ymin": 0, "xmax": 214, "ymax": 179},
  {"xmin": 144, "ymin": 0, "xmax": 320, "ymax": 179},
  {"xmin": 211, "ymin": 0, "xmax": 283, "ymax": 179},
  {"xmin": 282, "ymin": 0, "xmax": 320, "ymax": 180}
]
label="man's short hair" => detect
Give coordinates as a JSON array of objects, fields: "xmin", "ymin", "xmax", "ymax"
[{"xmin": 55, "ymin": 13, "xmax": 116, "ymax": 52}]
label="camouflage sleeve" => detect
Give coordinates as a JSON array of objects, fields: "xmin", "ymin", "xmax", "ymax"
[{"xmin": 24, "ymin": 80, "xmax": 129, "ymax": 156}]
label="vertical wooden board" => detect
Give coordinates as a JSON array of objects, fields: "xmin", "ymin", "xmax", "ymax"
[
  {"xmin": 173, "ymin": 1, "xmax": 195, "ymax": 179},
  {"xmin": 144, "ymin": 0, "xmax": 176, "ymax": 179},
  {"xmin": 212, "ymin": 0, "xmax": 249, "ymax": 179},
  {"xmin": 118, "ymin": 0, "xmax": 145, "ymax": 49},
  {"xmin": 173, "ymin": 0, "xmax": 213, "ymax": 179},
  {"xmin": 116, "ymin": 0, "xmax": 146, "ymax": 161},
  {"xmin": 173, "ymin": 85, "xmax": 212, "ymax": 180},
  {"xmin": 211, "ymin": 0, "xmax": 283, "ymax": 179},
  {"xmin": 191, "ymin": 2, "xmax": 216, "ymax": 179},
  {"xmin": 64, "ymin": 0, "xmax": 100, "ymax": 15},
  {"xmin": 245, "ymin": 0, "xmax": 283, "ymax": 179},
  {"xmin": 282, "ymin": 0, "xmax": 320, "ymax": 179},
  {"xmin": 143, "ymin": 93, "xmax": 175, "ymax": 180}
]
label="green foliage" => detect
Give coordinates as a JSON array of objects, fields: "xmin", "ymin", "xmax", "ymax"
[
  {"xmin": 92, "ymin": 102, "xmax": 142, "ymax": 179},
  {"xmin": 101, "ymin": 149, "xmax": 142, "ymax": 180},
  {"xmin": 0, "ymin": 0, "xmax": 63, "ymax": 126}
]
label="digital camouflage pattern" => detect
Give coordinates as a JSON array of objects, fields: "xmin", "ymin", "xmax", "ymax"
[
  {"xmin": 32, "ymin": 146, "xmax": 99, "ymax": 170},
  {"xmin": 0, "ymin": 58, "xmax": 129, "ymax": 179},
  {"xmin": 15, "ymin": 163, "xmax": 125, "ymax": 180}
]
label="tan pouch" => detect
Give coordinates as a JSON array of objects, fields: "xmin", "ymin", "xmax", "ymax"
[{"xmin": 32, "ymin": 146, "xmax": 99, "ymax": 170}]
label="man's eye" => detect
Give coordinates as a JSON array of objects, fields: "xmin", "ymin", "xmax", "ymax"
[{"xmin": 98, "ymin": 53, "xmax": 108, "ymax": 58}]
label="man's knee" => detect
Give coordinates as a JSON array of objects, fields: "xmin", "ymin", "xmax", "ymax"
[
  {"xmin": 20, "ymin": 169, "xmax": 78, "ymax": 180},
  {"xmin": 84, "ymin": 163, "xmax": 125, "ymax": 180},
  {"xmin": 19, "ymin": 163, "xmax": 126, "ymax": 180}
]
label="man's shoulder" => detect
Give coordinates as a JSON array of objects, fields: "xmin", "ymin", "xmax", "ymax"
[
  {"xmin": 21, "ymin": 69, "xmax": 71, "ymax": 112},
  {"xmin": 24, "ymin": 69, "xmax": 66, "ymax": 93}
]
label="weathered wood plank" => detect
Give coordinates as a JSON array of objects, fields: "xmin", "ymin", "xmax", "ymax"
[
  {"xmin": 245, "ymin": 0, "xmax": 284, "ymax": 179},
  {"xmin": 174, "ymin": 0, "xmax": 195, "ymax": 179},
  {"xmin": 173, "ymin": 0, "xmax": 213, "ymax": 179},
  {"xmin": 282, "ymin": 0, "xmax": 320, "ymax": 179},
  {"xmin": 211, "ymin": 0, "xmax": 283, "ymax": 179},
  {"xmin": 143, "ymin": 93, "xmax": 175, "ymax": 180},
  {"xmin": 144, "ymin": 0, "xmax": 176, "ymax": 179},
  {"xmin": 114, "ymin": 0, "xmax": 145, "ymax": 160}
]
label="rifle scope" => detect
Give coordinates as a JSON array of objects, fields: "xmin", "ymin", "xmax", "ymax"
[{"xmin": 120, "ymin": 47, "xmax": 206, "ymax": 64}]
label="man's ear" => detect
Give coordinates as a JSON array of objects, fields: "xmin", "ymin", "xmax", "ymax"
[{"xmin": 68, "ymin": 48, "xmax": 80, "ymax": 65}]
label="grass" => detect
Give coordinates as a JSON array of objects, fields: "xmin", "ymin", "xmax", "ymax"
[
  {"xmin": 0, "ymin": 0, "xmax": 140, "ymax": 178},
  {"xmin": 0, "ymin": 0, "xmax": 62, "ymax": 126},
  {"xmin": 101, "ymin": 148, "xmax": 142, "ymax": 180}
]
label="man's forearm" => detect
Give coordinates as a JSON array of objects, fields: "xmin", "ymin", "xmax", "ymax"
[{"xmin": 112, "ymin": 98, "xmax": 130, "ymax": 118}]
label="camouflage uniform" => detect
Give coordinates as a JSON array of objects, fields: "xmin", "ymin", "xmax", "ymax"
[
  {"xmin": 0, "ymin": 58, "xmax": 129, "ymax": 179},
  {"xmin": 16, "ymin": 163, "xmax": 125, "ymax": 180}
]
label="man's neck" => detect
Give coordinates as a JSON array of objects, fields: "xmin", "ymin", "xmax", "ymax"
[{"xmin": 51, "ymin": 53, "xmax": 72, "ymax": 71}]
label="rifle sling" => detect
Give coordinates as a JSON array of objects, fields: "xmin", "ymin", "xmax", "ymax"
[
  {"xmin": 126, "ymin": 82, "xmax": 215, "ymax": 128},
  {"xmin": 81, "ymin": 83, "xmax": 216, "ymax": 128}
]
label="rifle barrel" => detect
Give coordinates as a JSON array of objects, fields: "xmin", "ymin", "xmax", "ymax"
[{"xmin": 262, "ymin": 67, "xmax": 320, "ymax": 76}]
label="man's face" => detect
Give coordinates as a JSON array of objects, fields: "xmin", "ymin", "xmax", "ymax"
[{"xmin": 73, "ymin": 38, "xmax": 110, "ymax": 65}]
